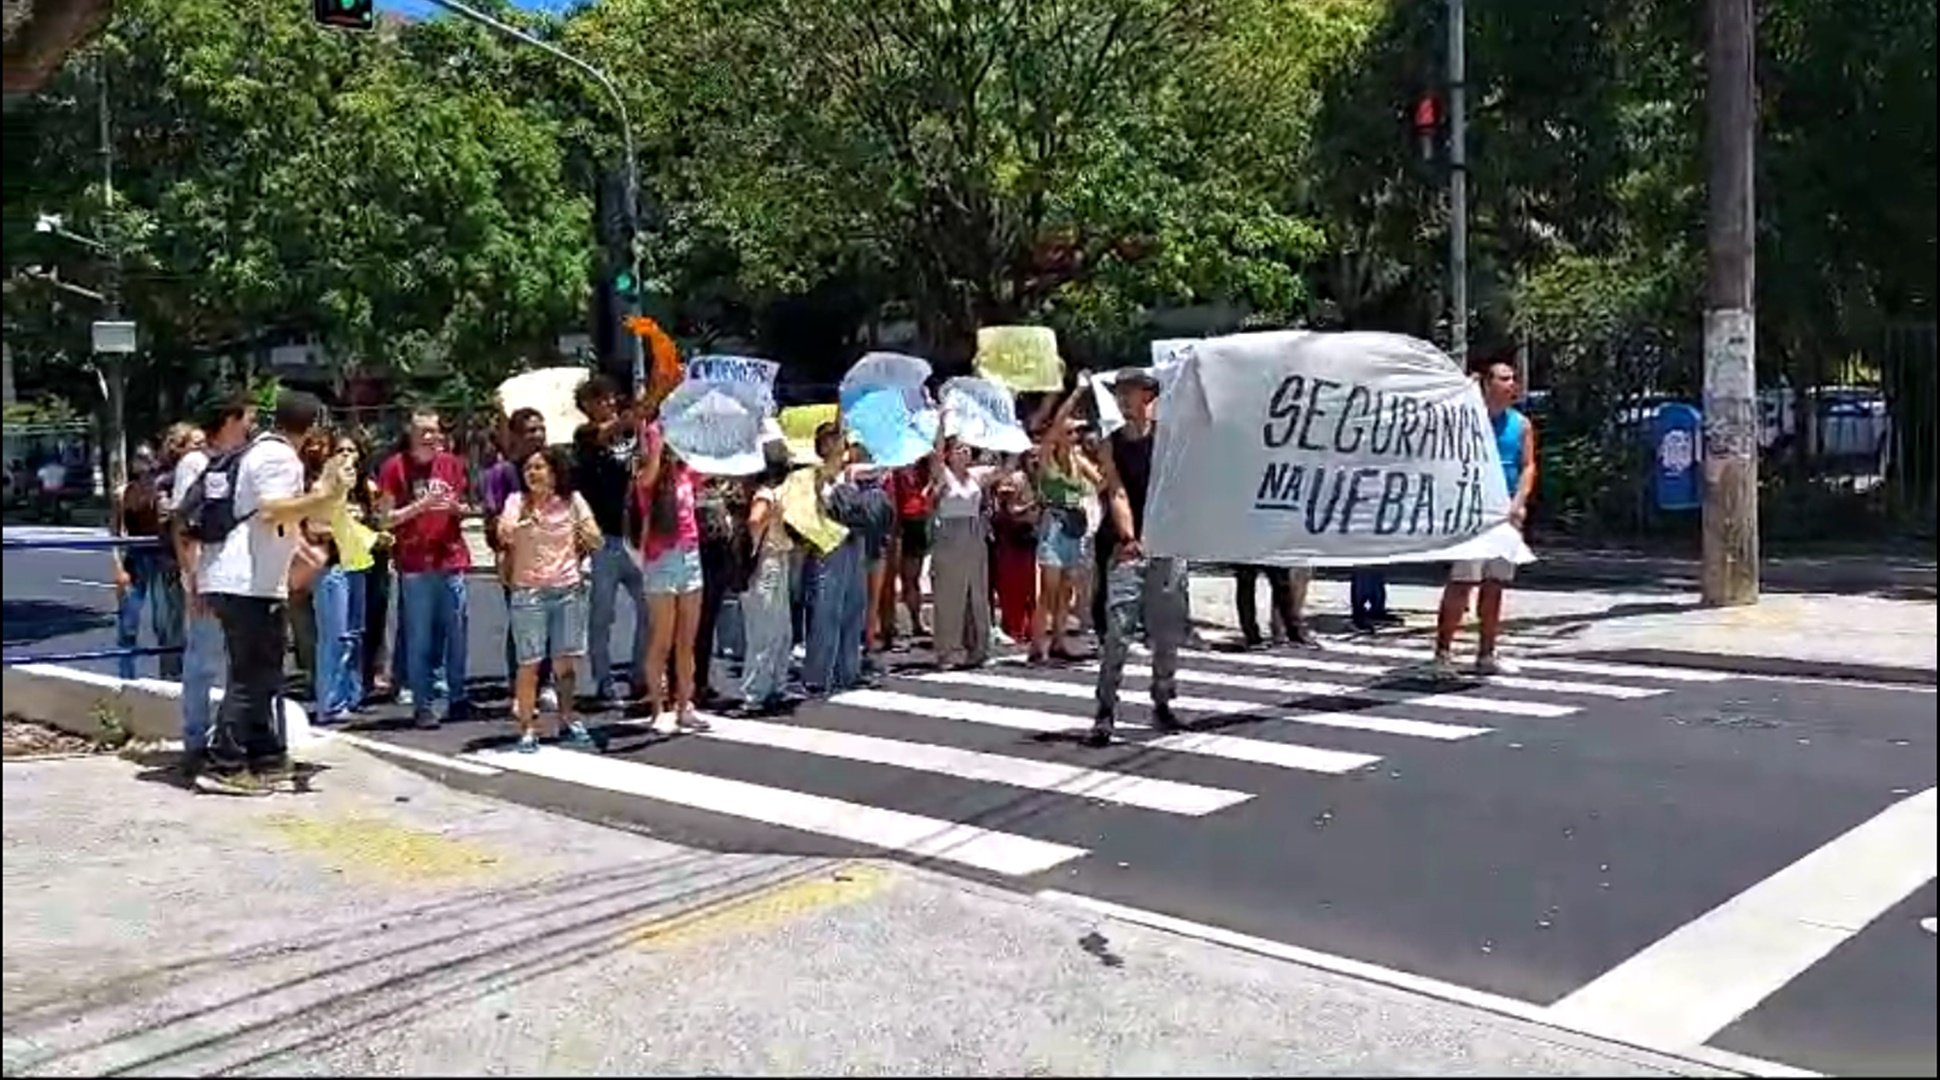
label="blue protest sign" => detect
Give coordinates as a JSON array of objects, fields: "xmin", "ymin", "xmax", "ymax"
[
  {"xmin": 844, "ymin": 387, "xmax": 933, "ymax": 467},
  {"xmin": 1652, "ymin": 401, "xmax": 1702, "ymax": 511}
]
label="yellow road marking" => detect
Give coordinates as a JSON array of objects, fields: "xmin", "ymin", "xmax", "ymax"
[
  {"xmin": 632, "ymin": 862, "xmax": 892, "ymax": 950},
  {"xmin": 260, "ymin": 813, "xmax": 510, "ymax": 884}
]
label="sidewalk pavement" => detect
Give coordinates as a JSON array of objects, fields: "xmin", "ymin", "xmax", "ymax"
[
  {"xmin": 2, "ymin": 746, "xmax": 1727, "ymax": 1078},
  {"xmin": 1189, "ymin": 577, "xmax": 1938, "ymax": 685}
]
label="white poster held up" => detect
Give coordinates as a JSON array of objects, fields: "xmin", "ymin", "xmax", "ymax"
[
  {"xmin": 940, "ymin": 376, "xmax": 1032, "ymax": 454},
  {"xmin": 659, "ymin": 355, "xmax": 780, "ymax": 476},
  {"xmin": 1143, "ymin": 331, "xmax": 1535, "ymax": 568},
  {"xmin": 496, "ymin": 367, "xmax": 593, "ymax": 447}
]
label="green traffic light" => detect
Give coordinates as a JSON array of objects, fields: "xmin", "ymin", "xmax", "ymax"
[{"xmin": 614, "ymin": 270, "xmax": 637, "ymax": 295}]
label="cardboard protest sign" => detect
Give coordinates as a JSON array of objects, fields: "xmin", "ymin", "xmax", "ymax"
[
  {"xmin": 779, "ymin": 403, "xmax": 837, "ymax": 466},
  {"xmin": 496, "ymin": 367, "xmax": 592, "ymax": 447},
  {"xmin": 973, "ymin": 326, "xmax": 1063, "ymax": 392},
  {"xmin": 843, "ymin": 387, "xmax": 933, "ymax": 468},
  {"xmin": 940, "ymin": 376, "xmax": 1032, "ymax": 454},
  {"xmin": 658, "ymin": 355, "xmax": 780, "ymax": 476},
  {"xmin": 778, "ymin": 467, "xmax": 847, "ymax": 554},
  {"xmin": 1143, "ymin": 331, "xmax": 1535, "ymax": 567}
]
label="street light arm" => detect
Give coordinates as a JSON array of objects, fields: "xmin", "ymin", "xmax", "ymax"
[
  {"xmin": 421, "ymin": 0, "xmax": 645, "ymax": 389},
  {"xmin": 420, "ymin": 0, "xmax": 638, "ymax": 213}
]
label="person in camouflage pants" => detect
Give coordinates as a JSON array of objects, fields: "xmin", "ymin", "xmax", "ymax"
[{"xmin": 1089, "ymin": 369, "xmax": 1189, "ymax": 746}]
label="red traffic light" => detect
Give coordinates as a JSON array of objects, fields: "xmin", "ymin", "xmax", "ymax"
[{"xmin": 1413, "ymin": 94, "xmax": 1440, "ymax": 134}]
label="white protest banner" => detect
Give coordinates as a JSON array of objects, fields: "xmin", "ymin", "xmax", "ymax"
[
  {"xmin": 658, "ymin": 354, "xmax": 780, "ymax": 476},
  {"xmin": 496, "ymin": 367, "xmax": 592, "ymax": 447},
  {"xmin": 1143, "ymin": 331, "xmax": 1535, "ymax": 568},
  {"xmin": 1091, "ymin": 370, "xmax": 1126, "ymax": 436},
  {"xmin": 840, "ymin": 351, "xmax": 931, "ymax": 410},
  {"xmin": 941, "ymin": 376, "xmax": 1032, "ymax": 454}
]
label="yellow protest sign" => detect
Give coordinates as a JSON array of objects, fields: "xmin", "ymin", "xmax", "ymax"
[
  {"xmin": 779, "ymin": 467, "xmax": 848, "ymax": 555},
  {"xmin": 779, "ymin": 403, "xmax": 838, "ymax": 465},
  {"xmin": 973, "ymin": 326, "xmax": 1064, "ymax": 393}
]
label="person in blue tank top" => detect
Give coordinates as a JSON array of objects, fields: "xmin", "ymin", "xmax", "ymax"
[{"xmin": 1435, "ymin": 357, "xmax": 1539, "ymax": 677}]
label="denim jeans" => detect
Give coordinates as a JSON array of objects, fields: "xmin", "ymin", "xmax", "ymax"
[
  {"xmin": 400, "ymin": 570, "xmax": 469, "ymax": 719},
  {"xmin": 1096, "ymin": 556, "xmax": 1189, "ymax": 715},
  {"xmin": 313, "ymin": 566, "xmax": 367, "ymax": 718},
  {"xmin": 739, "ymin": 550, "xmax": 793, "ymax": 704},
  {"xmin": 586, "ymin": 538, "xmax": 647, "ymax": 696},
  {"xmin": 801, "ymin": 537, "xmax": 866, "ymax": 692},
  {"xmin": 1350, "ymin": 568, "xmax": 1389, "ymax": 622},
  {"xmin": 180, "ymin": 606, "xmax": 226, "ymax": 753},
  {"xmin": 116, "ymin": 558, "xmax": 183, "ymax": 680}
]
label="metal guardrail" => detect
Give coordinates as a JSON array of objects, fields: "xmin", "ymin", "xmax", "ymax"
[{"xmin": 1, "ymin": 533, "xmax": 184, "ymax": 669}]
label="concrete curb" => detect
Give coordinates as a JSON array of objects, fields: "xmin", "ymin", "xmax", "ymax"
[{"xmin": 1, "ymin": 663, "xmax": 318, "ymax": 747}]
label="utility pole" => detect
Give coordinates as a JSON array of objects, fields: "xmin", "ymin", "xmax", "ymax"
[
  {"xmin": 1446, "ymin": 0, "xmax": 1469, "ymax": 363},
  {"xmin": 98, "ymin": 54, "xmax": 128, "ymax": 508},
  {"xmin": 1701, "ymin": 0, "xmax": 1759, "ymax": 605}
]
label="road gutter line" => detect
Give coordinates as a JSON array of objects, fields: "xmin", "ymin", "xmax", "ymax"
[{"xmin": 1035, "ymin": 888, "xmax": 1822, "ymax": 1078}]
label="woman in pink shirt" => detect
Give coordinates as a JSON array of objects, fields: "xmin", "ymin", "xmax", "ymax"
[
  {"xmin": 498, "ymin": 446, "xmax": 602, "ymax": 753},
  {"xmin": 635, "ymin": 421, "xmax": 710, "ymax": 733}
]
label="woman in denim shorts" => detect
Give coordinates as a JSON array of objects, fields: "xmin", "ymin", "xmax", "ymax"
[
  {"xmin": 497, "ymin": 446, "xmax": 601, "ymax": 752},
  {"xmin": 635, "ymin": 421, "xmax": 711, "ymax": 734},
  {"xmin": 1029, "ymin": 416, "xmax": 1101, "ymax": 664}
]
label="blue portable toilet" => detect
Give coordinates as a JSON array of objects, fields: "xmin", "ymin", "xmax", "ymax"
[{"xmin": 1652, "ymin": 402, "xmax": 1702, "ymax": 511}]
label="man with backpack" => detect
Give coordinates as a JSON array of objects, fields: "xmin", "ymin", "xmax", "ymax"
[
  {"xmin": 178, "ymin": 391, "xmax": 350, "ymax": 795},
  {"xmin": 172, "ymin": 396, "xmax": 255, "ymax": 778}
]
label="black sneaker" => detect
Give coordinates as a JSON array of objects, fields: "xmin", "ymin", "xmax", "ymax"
[
  {"xmin": 1086, "ymin": 711, "xmax": 1115, "ymax": 747},
  {"xmin": 1150, "ymin": 704, "xmax": 1185, "ymax": 733},
  {"xmin": 1287, "ymin": 623, "xmax": 1321, "ymax": 649},
  {"xmin": 414, "ymin": 712, "xmax": 442, "ymax": 731},
  {"xmin": 194, "ymin": 770, "xmax": 274, "ymax": 797}
]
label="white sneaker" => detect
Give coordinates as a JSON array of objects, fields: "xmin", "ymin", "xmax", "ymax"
[
  {"xmin": 1431, "ymin": 653, "xmax": 1459, "ymax": 679},
  {"xmin": 539, "ymin": 687, "xmax": 559, "ymax": 713},
  {"xmin": 1474, "ymin": 654, "xmax": 1503, "ymax": 677},
  {"xmin": 675, "ymin": 708, "xmax": 711, "ymax": 733},
  {"xmin": 398, "ymin": 688, "xmax": 415, "ymax": 707}
]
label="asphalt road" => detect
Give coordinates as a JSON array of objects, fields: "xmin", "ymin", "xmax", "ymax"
[{"xmin": 6, "ymin": 526, "xmax": 1935, "ymax": 1077}]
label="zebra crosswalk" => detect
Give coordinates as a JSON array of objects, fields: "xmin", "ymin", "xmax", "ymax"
[{"xmin": 446, "ymin": 640, "xmax": 1734, "ymax": 879}]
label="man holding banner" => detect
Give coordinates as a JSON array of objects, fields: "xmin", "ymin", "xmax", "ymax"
[
  {"xmin": 1089, "ymin": 368, "xmax": 1187, "ymax": 746},
  {"xmin": 1433, "ymin": 356, "xmax": 1539, "ymax": 677}
]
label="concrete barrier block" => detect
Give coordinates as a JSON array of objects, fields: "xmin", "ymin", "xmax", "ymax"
[{"xmin": 3, "ymin": 665, "xmax": 317, "ymax": 747}]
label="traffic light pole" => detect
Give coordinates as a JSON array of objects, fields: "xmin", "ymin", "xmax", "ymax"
[
  {"xmin": 1446, "ymin": 0, "xmax": 1468, "ymax": 364},
  {"xmin": 422, "ymin": 0, "xmax": 646, "ymax": 392}
]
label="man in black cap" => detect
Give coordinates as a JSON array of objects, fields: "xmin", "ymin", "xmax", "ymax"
[{"xmin": 1089, "ymin": 367, "xmax": 1189, "ymax": 746}]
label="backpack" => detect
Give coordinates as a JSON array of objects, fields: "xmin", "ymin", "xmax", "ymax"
[{"xmin": 174, "ymin": 435, "xmax": 283, "ymax": 545}]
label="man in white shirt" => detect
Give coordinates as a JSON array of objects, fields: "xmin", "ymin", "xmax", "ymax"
[
  {"xmin": 196, "ymin": 391, "xmax": 352, "ymax": 796},
  {"xmin": 172, "ymin": 397, "xmax": 255, "ymax": 776}
]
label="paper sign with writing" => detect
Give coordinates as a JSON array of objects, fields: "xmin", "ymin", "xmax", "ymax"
[
  {"xmin": 658, "ymin": 356, "xmax": 779, "ymax": 476},
  {"xmin": 1143, "ymin": 331, "xmax": 1534, "ymax": 567},
  {"xmin": 973, "ymin": 326, "xmax": 1064, "ymax": 392},
  {"xmin": 941, "ymin": 376, "xmax": 1032, "ymax": 454}
]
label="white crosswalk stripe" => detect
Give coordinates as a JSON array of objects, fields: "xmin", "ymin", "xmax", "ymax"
[
  {"xmin": 463, "ymin": 744, "xmax": 1090, "ymax": 876},
  {"xmin": 919, "ymin": 669, "xmax": 1493, "ymax": 741},
  {"xmin": 434, "ymin": 641, "xmax": 1724, "ymax": 878},
  {"xmin": 1173, "ymin": 648, "xmax": 1668, "ymax": 699},
  {"xmin": 662, "ymin": 714, "xmax": 1253, "ymax": 816},
  {"xmin": 834, "ymin": 689, "xmax": 1382, "ymax": 774},
  {"xmin": 1088, "ymin": 663, "xmax": 1577, "ymax": 718},
  {"xmin": 1314, "ymin": 640, "xmax": 1733, "ymax": 682}
]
